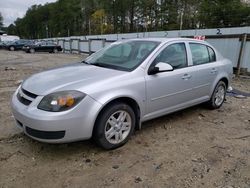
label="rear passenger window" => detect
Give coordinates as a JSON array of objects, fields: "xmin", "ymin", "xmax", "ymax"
[{"xmin": 190, "ymin": 43, "xmax": 210, "ymax": 65}]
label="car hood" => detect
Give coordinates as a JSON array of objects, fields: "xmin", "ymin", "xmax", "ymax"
[{"xmin": 22, "ymin": 63, "xmax": 125, "ymax": 95}]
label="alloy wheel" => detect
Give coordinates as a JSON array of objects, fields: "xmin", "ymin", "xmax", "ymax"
[
  {"xmin": 104, "ymin": 110, "xmax": 132, "ymax": 144},
  {"xmin": 214, "ymin": 85, "xmax": 225, "ymax": 106}
]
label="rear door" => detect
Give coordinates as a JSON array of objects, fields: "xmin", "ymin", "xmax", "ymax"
[
  {"xmin": 187, "ymin": 42, "xmax": 219, "ymax": 99},
  {"xmin": 37, "ymin": 42, "xmax": 47, "ymax": 52},
  {"xmin": 34, "ymin": 42, "xmax": 42, "ymax": 52},
  {"xmin": 46, "ymin": 42, "xmax": 55, "ymax": 52}
]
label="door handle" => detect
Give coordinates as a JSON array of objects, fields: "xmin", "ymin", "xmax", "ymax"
[
  {"xmin": 211, "ymin": 68, "xmax": 218, "ymax": 74},
  {"xmin": 182, "ymin": 74, "xmax": 192, "ymax": 80}
]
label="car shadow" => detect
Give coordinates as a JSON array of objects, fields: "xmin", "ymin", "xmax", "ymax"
[
  {"xmin": 19, "ymin": 104, "xmax": 208, "ymax": 158},
  {"xmin": 140, "ymin": 104, "xmax": 205, "ymax": 131}
]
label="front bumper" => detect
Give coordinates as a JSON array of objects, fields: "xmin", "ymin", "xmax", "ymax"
[{"xmin": 11, "ymin": 89, "xmax": 102, "ymax": 143}]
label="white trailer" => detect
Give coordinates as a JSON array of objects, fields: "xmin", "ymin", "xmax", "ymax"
[{"xmin": 0, "ymin": 34, "xmax": 20, "ymax": 42}]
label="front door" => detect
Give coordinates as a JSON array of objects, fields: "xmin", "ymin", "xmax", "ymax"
[{"xmin": 145, "ymin": 42, "xmax": 195, "ymax": 119}]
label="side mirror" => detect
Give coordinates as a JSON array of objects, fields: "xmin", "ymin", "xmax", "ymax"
[{"xmin": 148, "ymin": 62, "xmax": 173, "ymax": 75}]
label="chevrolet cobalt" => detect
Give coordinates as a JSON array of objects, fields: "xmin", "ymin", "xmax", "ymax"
[{"xmin": 11, "ymin": 38, "xmax": 232, "ymax": 149}]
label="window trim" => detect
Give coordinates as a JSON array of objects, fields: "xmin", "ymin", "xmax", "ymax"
[{"xmin": 207, "ymin": 46, "xmax": 216, "ymax": 63}]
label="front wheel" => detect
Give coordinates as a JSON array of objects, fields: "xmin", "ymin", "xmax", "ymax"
[
  {"xmin": 207, "ymin": 81, "xmax": 226, "ymax": 109},
  {"xmin": 53, "ymin": 48, "xmax": 58, "ymax": 53},
  {"xmin": 93, "ymin": 102, "xmax": 136, "ymax": 149},
  {"xmin": 29, "ymin": 48, "xmax": 35, "ymax": 53}
]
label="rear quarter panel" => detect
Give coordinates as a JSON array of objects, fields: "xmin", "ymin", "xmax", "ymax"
[{"xmin": 209, "ymin": 58, "xmax": 233, "ymax": 97}]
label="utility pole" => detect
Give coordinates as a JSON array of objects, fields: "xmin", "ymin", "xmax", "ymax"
[
  {"xmin": 179, "ymin": 10, "xmax": 184, "ymax": 37},
  {"xmin": 81, "ymin": 0, "xmax": 84, "ymax": 34},
  {"xmin": 180, "ymin": 11, "xmax": 183, "ymax": 31},
  {"xmin": 113, "ymin": 0, "xmax": 116, "ymax": 33},
  {"xmin": 89, "ymin": 19, "xmax": 91, "ymax": 35},
  {"xmin": 45, "ymin": 24, "xmax": 48, "ymax": 38}
]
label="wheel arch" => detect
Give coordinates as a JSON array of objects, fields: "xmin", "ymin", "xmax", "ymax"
[
  {"xmin": 210, "ymin": 74, "xmax": 230, "ymax": 97},
  {"xmin": 220, "ymin": 77, "xmax": 229, "ymax": 88},
  {"xmin": 9, "ymin": 46, "xmax": 15, "ymax": 51},
  {"xmin": 92, "ymin": 96, "xmax": 142, "ymax": 137}
]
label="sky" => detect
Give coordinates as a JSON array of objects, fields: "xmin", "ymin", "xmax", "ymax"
[{"xmin": 0, "ymin": 0, "xmax": 57, "ymax": 26}]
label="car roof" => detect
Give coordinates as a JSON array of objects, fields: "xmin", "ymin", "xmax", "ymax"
[{"xmin": 126, "ymin": 37, "xmax": 209, "ymax": 45}]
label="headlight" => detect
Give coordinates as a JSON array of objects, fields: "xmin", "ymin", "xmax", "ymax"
[{"xmin": 38, "ymin": 91, "xmax": 86, "ymax": 112}]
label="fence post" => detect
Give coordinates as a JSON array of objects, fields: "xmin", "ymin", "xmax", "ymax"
[
  {"xmin": 88, "ymin": 39, "xmax": 92, "ymax": 55},
  {"xmin": 63, "ymin": 39, "xmax": 65, "ymax": 53},
  {"xmin": 102, "ymin": 39, "xmax": 106, "ymax": 47},
  {"xmin": 236, "ymin": 33, "xmax": 247, "ymax": 76},
  {"xmin": 69, "ymin": 39, "xmax": 72, "ymax": 53},
  {"xmin": 77, "ymin": 39, "xmax": 80, "ymax": 54}
]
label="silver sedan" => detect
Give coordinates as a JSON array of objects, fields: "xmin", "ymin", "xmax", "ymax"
[{"xmin": 11, "ymin": 38, "xmax": 233, "ymax": 149}]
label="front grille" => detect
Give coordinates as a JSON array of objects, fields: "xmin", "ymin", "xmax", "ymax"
[
  {"xmin": 17, "ymin": 88, "xmax": 38, "ymax": 106},
  {"xmin": 26, "ymin": 126, "xmax": 65, "ymax": 140},
  {"xmin": 17, "ymin": 92, "xmax": 32, "ymax": 105},
  {"xmin": 21, "ymin": 88, "xmax": 38, "ymax": 99}
]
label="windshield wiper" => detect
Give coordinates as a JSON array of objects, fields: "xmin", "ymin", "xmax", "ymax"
[
  {"xmin": 91, "ymin": 62, "xmax": 109, "ymax": 68},
  {"xmin": 81, "ymin": 60, "xmax": 90, "ymax": 65},
  {"xmin": 81, "ymin": 60, "xmax": 108, "ymax": 68}
]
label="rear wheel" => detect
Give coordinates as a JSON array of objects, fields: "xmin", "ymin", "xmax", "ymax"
[
  {"xmin": 93, "ymin": 102, "xmax": 136, "ymax": 149},
  {"xmin": 29, "ymin": 48, "xmax": 35, "ymax": 53},
  {"xmin": 207, "ymin": 81, "xmax": 226, "ymax": 109},
  {"xmin": 9, "ymin": 46, "xmax": 15, "ymax": 51},
  {"xmin": 53, "ymin": 48, "xmax": 58, "ymax": 53}
]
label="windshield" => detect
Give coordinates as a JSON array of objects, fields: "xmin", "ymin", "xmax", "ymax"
[{"xmin": 84, "ymin": 40, "xmax": 160, "ymax": 71}]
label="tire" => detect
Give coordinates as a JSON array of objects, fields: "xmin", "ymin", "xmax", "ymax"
[
  {"xmin": 53, "ymin": 48, "xmax": 58, "ymax": 53},
  {"xmin": 9, "ymin": 46, "xmax": 15, "ymax": 51},
  {"xmin": 29, "ymin": 48, "xmax": 35, "ymax": 53},
  {"xmin": 93, "ymin": 102, "xmax": 136, "ymax": 150},
  {"xmin": 207, "ymin": 81, "xmax": 226, "ymax": 109}
]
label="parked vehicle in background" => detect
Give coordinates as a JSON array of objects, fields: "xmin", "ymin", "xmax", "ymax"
[
  {"xmin": 6, "ymin": 39, "xmax": 34, "ymax": 51},
  {"xmin": 0, "ymin": 41, "xmax": 7, "ymax": 49},
  {"xmin": 0, "ymin": 41, "xmax": 16, "ymax": 49},
  {"xmin": 0, "ymin": 34, "xmax": 20, "ymax": 42},
  {"xmin": 11, "ymin": 38, "xmax": 233, "ymax": 149},
  {"xmin": 23, "ymin": 41, "xmax": 62, "ymax": 53}
]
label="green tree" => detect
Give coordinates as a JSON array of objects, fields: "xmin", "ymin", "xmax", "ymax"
[
  {"xmin": 199, "ymin": 0, "xmax": 250, "ymax": 28},
  {"xmin": 7, "ymin": 24, "xmax": 15, "ymax": 34},
  {"xmin": 5, "ymin": 0, "xmax": 250, "ymax": 38},
  {"xmin": 0, "ymin": 12, "xmax": 3, "ymax": 28}
]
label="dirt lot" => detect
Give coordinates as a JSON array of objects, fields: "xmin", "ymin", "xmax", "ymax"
[{"xmin": 0, "ymin": 50, "xmax": 249, "ymax": 188}]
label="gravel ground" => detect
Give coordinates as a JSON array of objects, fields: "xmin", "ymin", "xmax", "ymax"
[{"xmin": 0, "ymin": 50, "xmax": 249, "ymax": 188}]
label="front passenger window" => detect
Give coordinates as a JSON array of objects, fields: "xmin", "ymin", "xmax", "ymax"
[{"xmin": 154, "ymin": 43, "xmax": 187, "ymax": 69}]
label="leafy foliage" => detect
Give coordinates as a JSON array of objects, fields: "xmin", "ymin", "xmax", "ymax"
[
  {"xmin": 0, "ymin": 12, "xmax": 3, "ymax": 28},
  {"xmin": 6, "ymin": 0, "xmax": 250, "ymax": 38}
]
